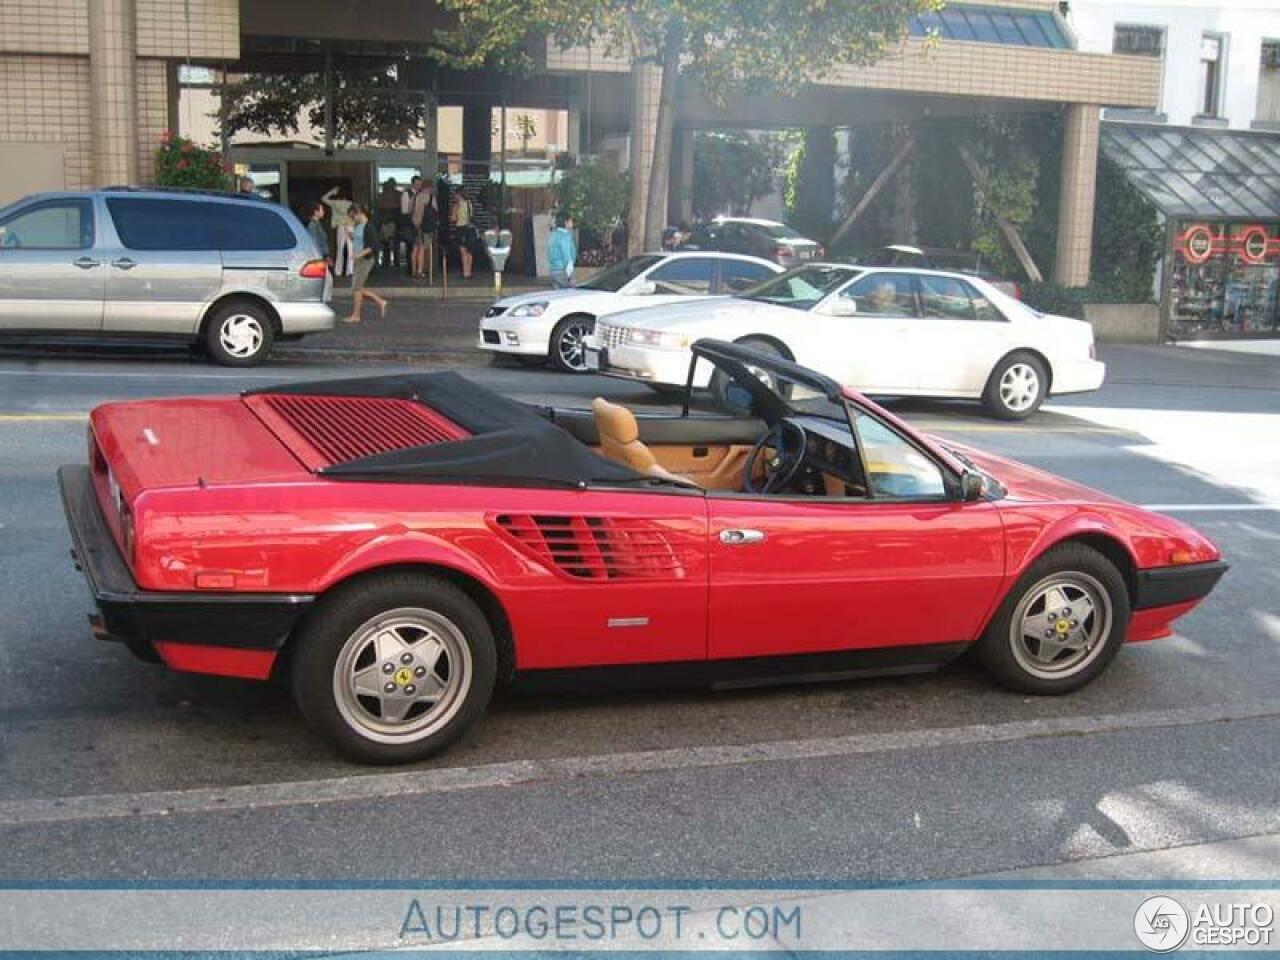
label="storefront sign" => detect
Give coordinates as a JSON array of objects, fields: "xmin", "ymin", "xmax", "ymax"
[
  {"xmin": 1177, "ymin": 223, "xmax": 1216, "ymax": 263},
  {"xmin": 1235, "ymin": 225, "xmax": 1271, "ymax": 265}
]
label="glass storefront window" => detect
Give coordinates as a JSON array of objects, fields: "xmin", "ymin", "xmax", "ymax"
[{"xmin": 1169, "ymin": 221, "xmax": 1280, "ymax": 337}]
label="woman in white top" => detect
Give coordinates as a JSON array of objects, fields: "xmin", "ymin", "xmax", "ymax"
[{"xmin": 322, "ymin": 186, "xmax": 355, "ymax": 277}]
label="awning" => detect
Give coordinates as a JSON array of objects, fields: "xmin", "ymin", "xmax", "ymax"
[{"xmin": 1100, "ymin": 122, "xmax": 1280, "ymax": 221}]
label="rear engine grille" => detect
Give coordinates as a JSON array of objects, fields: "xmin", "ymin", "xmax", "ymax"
[
  {"xmin": 493, "ymin": 514, "xmax": 688, "ymax": 580},
  {"xmin": 252, "ymin": 394, "xmax": 467, "ymax": 468}
]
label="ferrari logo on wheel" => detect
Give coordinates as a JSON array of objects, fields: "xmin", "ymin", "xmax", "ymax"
[
  {"xmin": 393, "ymin": 667, "xmax": 413, "ymax": 687},
  {"xmin": 1055, "ymin": 619, "xmax": 1071, "ymax": 635}
]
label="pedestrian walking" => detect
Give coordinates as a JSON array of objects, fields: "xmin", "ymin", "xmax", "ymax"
[
  {"xmin": 548, "ymin": 214, "xmax": 578, "ymax": 289},
  {"xmin": 343, "ymin": 204, "xmax": 389, "ymax": 324},
  {"xmin": 323, "ymin": 186, "xmax": 355, "ymax": 277}
]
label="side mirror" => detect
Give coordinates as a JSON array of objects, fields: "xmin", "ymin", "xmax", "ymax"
[
  {"xmin": 960, "ymin": 470, "xmax": 986, "ymax": 502},
  {"xmin": 626, "ymin": 278, "xmax": 657, "ymax": 296},
  {"xmin": 827, "ymin": 298, "xmax": 858, "ymax": 318}
]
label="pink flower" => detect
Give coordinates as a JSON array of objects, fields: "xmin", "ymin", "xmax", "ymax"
[{"xmin": 176, "ymin": 158, "xmax": 189, "ymax": 169}]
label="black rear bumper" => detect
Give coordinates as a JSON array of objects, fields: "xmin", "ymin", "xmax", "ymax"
[
  {"xmin": 58, "ymin": 464, "xmax": 313, "ymax": 659},
  {"xmin": 1133, "ymin": 560, "xmax": 1229, "ymax": 610}
]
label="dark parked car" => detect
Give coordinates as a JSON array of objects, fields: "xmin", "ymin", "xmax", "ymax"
[
  {"xmin": 686, "ymin": 217, "xmax": 824, "ymax": 268},
  {"xmin": 860, "ymin": 244, "xmax": 1022, "ymax": 299}
]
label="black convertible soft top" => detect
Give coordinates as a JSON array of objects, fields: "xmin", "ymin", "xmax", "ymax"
[{"xmin": 246, "ymin": 371, "xmax": 652, "ymax": 488}]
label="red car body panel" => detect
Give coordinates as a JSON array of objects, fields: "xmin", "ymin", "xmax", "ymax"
[{"xmin": 73, "ymin": 383, "xmax": 1225, "ymax": 682}]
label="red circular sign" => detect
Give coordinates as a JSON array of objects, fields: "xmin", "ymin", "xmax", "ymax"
[
  {"xmin": 1238, "ymin": 225, "xmax": 1270, "ymax": 265},
  {"xmin": 1181, "ymin": 224, "xmax": 1215, "ymax": 264}
]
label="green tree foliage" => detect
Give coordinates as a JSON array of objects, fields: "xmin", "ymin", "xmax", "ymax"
[
  {"xmin": 154, "ymin": 131, "xmax": 230, "ymax": 189},
  {"xmin": 966, "ymin": 116, "xmax": 1039, "ymax": 277},
  {"xmin": 789, "ymin": 126, "xmax": 837, "ymax": 241},
  {"xmin": 442, "ymin": 0, "xmax": 938, "ymax": 249},
  {"xmin": 691, "ymin": 131, "xmax": 786, "ymax": 218},
  {"xmin": 554, "ymin": 161, "xmax": 629, "ymax": 245},
  {"xmin": 1090, "ymin": 153, "xmax": 1162, "ymax": 302},
  {"xmin": 222, "ymin": 68, "xmax": 426, "ymax": 148}
]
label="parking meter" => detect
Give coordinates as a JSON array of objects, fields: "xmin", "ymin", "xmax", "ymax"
[{"xmin": 483, "ymin": 228, "xmax": 513, "ymax": 295}]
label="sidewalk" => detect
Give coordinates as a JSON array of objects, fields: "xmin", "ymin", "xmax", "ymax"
[{"xmin": 331, "ymin": 264, "xmax": 549, "ymax": 301}]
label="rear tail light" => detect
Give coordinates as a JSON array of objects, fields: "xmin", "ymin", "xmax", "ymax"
[
  {"xmin": 1089, "ymin": 342, "xmax": 1097, "ymax": 360},
  {"xmin": 300, "ymin": 259, "xmax": 328, "ymax": 279},
  {"xmin": 774, "ymin": 245, "xmax": 793, "ymax": 260},
  {"xmin": 1010, "ymin": 283, "xmax": 1022, "ymax": 301},
  {"xmin": 816, "ymin": 246, "xmax": 826, "ymax": 258}
]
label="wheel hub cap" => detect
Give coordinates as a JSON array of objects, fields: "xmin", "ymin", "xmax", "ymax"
[
  {"xmin": 220, "ymin": 314, "xmax": 264, "ymax": 358},
  {"xmin": 1009, "ymin": 573, "xmax": 1112, "ymax": 680},
  {"xmin": 999, "ymin": 363, "xmax": 1040, "ymax": 412}
]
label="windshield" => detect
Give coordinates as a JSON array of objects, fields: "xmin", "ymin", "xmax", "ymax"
[
  {"xmin": 738, "ymin": 264, "xmax": 860, "ymax": 310},
  {"xmin": 580, "ymin": 255, "xmax": 662, "ymax": 292}
]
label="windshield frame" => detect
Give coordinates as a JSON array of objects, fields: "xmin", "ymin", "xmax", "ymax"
[{"xmin": 735, "ymin": 264, "xmax": 862, "ymax": 311}]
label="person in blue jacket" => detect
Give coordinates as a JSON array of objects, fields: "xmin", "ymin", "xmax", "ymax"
[{"xmin": 548, "ymin": 214, "xmax": 577, "ymax": 289}]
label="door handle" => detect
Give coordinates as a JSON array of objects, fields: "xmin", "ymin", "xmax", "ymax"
[
  {"xmin": 110, "ymin": 257, "xmax": 137, "ymax": 270},
  {"xmin": 719, "ymin": 528, "xmax": 765, "ymax": 545},
  {"xmin": 72, "ymin": 257, "xmax": 100, "ymax": 269}
]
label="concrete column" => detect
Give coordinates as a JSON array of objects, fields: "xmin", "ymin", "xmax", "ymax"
[
  {"xmin": 793, "ymin": 126, "xmax": 835, "ymax": 242},
  {"xmin": 89, "ymin": 0, "xmax": 139, "ymax": 186},
  {"xmin": 422, "ymin": 92, "xmax": 439, "ymax": 180},
  {"xmin": 1054, "ymin": 103, "xmax": 1101, "ymax": 287},
  {"xmin": 461, "ymin": 104, "xmax": 492, "ymax": 228},
  {"xmin": 626, "ymin": 59, "xmax": 661, "ymax": 255},
  {"xmin": 567, "ymin": 102, "xmax": 582, "ymax": 159}
]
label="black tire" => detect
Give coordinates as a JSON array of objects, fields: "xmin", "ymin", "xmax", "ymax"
[
  {"xmin": 982, "ymin": 351, "xmax": 1048, "ymax": 420},
  {"xmin": 710, "ymin": 337, "xmax": 792, "ymax": 407},
  {"xmin": 549, "ymin": 314, "xmax": 595, "ymax": 373},
  {"xmin": 291, "ymin": 572, "xmax": 497, "ymax": 764},
  {"xmin": 203, "ymin": 299, "xmax": 275, "ymax": 367},
  {"xmin": 977, "ymin": 543, "xmax": 1130, "ymax": 695}
]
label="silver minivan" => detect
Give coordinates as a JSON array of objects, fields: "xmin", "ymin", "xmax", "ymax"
[{"xmin": 0, "ymin": 187, "xmax": 335, "ymax": 365}]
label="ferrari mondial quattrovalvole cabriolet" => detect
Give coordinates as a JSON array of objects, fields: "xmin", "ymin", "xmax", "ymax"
[{"xmin": 60, "ymin": 340, "xmax": 1227, "ymax": 763}]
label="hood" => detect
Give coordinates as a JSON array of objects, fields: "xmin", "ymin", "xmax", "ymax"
[
  {"xmin": 600, "ymin": 296, "xmax": 772, "ymax": 329},
  {"xmin": 932, "ymin": 436, "xmax": 1123, "ymax": 506},
  {"xmin": 492, "ymin": 287, "xmax": 606, "ymax": 310}
]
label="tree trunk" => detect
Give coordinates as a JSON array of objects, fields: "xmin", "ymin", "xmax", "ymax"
[
  {"xmin": 643, "ymin": 22, "xmax": 683, "ymax": 252},
  {"xmin": 625, "ymin": 56, "xmax": 651, "ymax": 256}
]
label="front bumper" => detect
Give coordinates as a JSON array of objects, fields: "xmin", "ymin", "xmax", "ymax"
[
  {"xmin": 1133, "ymin": 560, "xmax": 1229, "ymax": 610},
  {"xmin": 58, "ymin": 464, "xmax": 312, "ymax": 679},
  {"xmin": 583, "ymin": 336, "xmax": 711, "ymax": 388},
  {"xmin": 477, "ymin": 311, "xmax": 555, "ymax": 356}
]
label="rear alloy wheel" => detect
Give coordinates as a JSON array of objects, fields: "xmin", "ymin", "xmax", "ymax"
[
  {"xmin": 204, "ymin": 300, "xmax": 275, "ymax": 367},
  {"xmin": 292, "ymin": 573, "xmax": 497, "ymax": 764},
  {"xmin": 983, "ymin": 352, "xmax": 1047, "ymax": 420},
  {"xmin": 977, "ymin": 543, "xmax": 1129, "ymax": 695},
  {"xmin": 550, "ymin": 315, "xmax": 595, "ymax": 373}
]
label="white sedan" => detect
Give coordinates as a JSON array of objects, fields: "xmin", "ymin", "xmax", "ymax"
[
  {"xmin": 584, "ymin": 263, "xmax": 1105, "ymax": 419},
  {"xmin": 477, "ymin": 251, "xmax": 781, "ymax": 372}
]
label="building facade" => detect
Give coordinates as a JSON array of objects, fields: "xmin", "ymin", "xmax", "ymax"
[
  {"xmin": 1, "ymin": 0, "xmax": 1162, "ymax": 289},
  {"xmin": 1069, "ymin": 1, "xmax": 1280, "ymax": 338}
]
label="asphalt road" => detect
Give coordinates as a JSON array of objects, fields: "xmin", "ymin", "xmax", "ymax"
[{"xmin": 0, "ymin": 335, "xmax": 1277, "ymax": 895}]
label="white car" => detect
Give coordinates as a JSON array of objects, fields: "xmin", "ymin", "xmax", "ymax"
[
  {"xmin": 477, "ymin": 251, "xmax": 781, "ymax": 372},
  {"xmin": 585, "ymin": 263, "xmax": 1106, "ymax": 419}
]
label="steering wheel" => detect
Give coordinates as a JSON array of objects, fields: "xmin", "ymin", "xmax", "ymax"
[{"xmin": 743, "ymin": 419, "xmax": 807, "ymax": 494}]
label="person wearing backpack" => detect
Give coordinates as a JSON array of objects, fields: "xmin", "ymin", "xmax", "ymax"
[{"xmin": 410, "ymin": 179, "xmax": 437, "ymax": 280}]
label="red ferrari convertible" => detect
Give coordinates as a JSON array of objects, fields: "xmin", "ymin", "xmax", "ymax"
[{"xmin": 60, "ymin": 340, "xmax": 1226, "ymax": 763}]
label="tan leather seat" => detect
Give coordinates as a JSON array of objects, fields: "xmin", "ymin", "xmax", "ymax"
[{"xmin": 592, "ymin": 397, "xmax": 695, "ymax": 486}]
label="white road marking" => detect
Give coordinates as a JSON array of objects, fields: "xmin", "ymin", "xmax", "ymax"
[
  {"xmin": 1141, "ymin": 504, "xmax": 1280, "ymax": 513},
  {"xmin": 0, "ymin": 699, "xmax": 1277, "ymax": 829}
]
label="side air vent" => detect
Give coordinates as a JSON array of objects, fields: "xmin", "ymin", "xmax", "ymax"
[
  {"xmin": 494, "ymin": 514, "xmax": 688, "ymax": 580},
  {"xmin": 246, "ymin": 394, "xmax": 467, "ymax": 470}
]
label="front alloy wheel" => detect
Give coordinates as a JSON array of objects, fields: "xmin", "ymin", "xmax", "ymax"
[
  {"xmin": 977, "ymin": 543, "xmax": 1129, "ymax": 695},
  {"xmin": 550, "ymin": 316, "xmax": 594, "ymax": 373}
]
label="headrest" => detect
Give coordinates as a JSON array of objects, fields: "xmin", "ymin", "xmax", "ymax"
[{"xmin": 591, "ymin": 397, "xmax": 639, "ymax": 444}]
